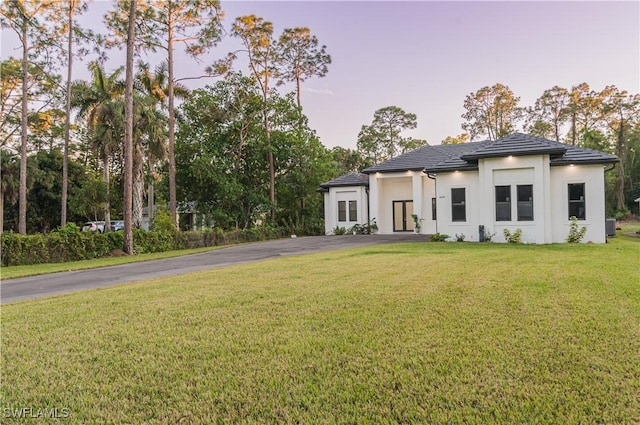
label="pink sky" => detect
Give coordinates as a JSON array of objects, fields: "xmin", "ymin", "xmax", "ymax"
[{"xmin": 2, "ymin": 1, "xmax": 638, "ymax": 148}]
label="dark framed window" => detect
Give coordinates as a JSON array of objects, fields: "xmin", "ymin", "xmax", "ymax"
[
  {"xmin": 451, "ymin": 188, "xmax": 466, "ymax": 222},
  {"xmin": 517, "ymin": 185, "xmax": 534, "ymax": 221},
  {"xmin": 348, "ymin": 200, "xmax": 357, "ymax": 221},
  {"xmin": 568, "ymin": 183, "xmax": 586, "ymax": 220},
  {"xmin": 495, "ymin": 185, "xmax": 511, "ymax": 221},
  {"xmin": 338, "ymin": 201, "xmax": 346, "ymax": 222},
  {"xmin": 432, "ymin": 198, "xmax": 437, "ymax": 220}
]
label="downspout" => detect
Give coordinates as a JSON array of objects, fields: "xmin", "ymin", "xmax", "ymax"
[
  {"xmin": 365, "ymin": 186, "xmax": 370, "ymax": 231},
  {"xmin": 425, "ymin": 169, "xmax": 437, "ymax": 235}
]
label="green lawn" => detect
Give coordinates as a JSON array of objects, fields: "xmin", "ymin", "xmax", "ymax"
[{"xmin": 1, "ymin": 235, "xmax": 638, "ymax": 424}]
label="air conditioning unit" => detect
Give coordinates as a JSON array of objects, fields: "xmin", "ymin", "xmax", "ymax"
[{"xmin": 605, "ymin": 219, "xmax": 616, "ymax": 237}]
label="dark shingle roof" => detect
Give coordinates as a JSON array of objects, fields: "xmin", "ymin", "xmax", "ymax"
[
  {"xmin": 460, "ymin": 133, "xmax": 567, "ymax": 160},
  {"xmin": 550, "ymin": 143, "xmax": 618, "ymax": 166},
  {"xmin": 362, "ymin": 142, "xmax": 488, "ymax": 174},
  {"xmin": 317, "ymin": 173, "xmax": 369, "ymax": 192},
  {"xmin": 359, "ymin": 133, "xmax": 617, "ymax": 175}
]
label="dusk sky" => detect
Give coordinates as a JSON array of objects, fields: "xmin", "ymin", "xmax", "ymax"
[{"xmin": 2, "ymin": 1, "xmax": 639, "ymax": 149}]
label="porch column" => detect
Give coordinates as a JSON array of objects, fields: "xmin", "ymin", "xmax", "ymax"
[
  {"xmin": 412, "ymin": 172, "xmax": 423, "ymax": 233},
  {"xmin": 369, "ymin": 173, "xmax": 379, "ymax": 231}
]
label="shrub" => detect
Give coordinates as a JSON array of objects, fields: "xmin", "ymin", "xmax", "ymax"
[
  {"xmin": 455, "ymin": 233, "xmax": 466, "ymax": 242},
  {"xmin": 503, "ymin": 228, "xmax": 523, "ymax": 244},
  {"xmin": 430, "ymin": 233, "xmax": 449, "ymax": 242},
  {"xmin": 483, "ymin": 230, "xmax": 496, "ymax": 242},
  {"xmin": 1, "ymin": 226, "xmax": 288, "ymax": 267},
  {"xmin": 151, "ymin": 207, "xmax": 178, "ymax": 233},
  {"xmin": 614, "ymin": 209, "xmax": 632, "ymax": 220},
  {"xmin": 566, "ymin": 216, "xmax": 588, "ymax": 243},
  {"xmin": 333, "ymin": 226, "xmax": 347, "ymax": 235}
]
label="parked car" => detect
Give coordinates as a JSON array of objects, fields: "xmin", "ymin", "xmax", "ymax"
[
  {"xmin": 82, "ymin": 221, "xmax": 105, "ymax": 233},
  {"xmin": 110, "ymin": 220, "xmax": 125, "ymax": 231}
]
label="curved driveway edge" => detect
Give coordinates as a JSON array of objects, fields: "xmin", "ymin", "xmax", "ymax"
[{"xmin": 1, "ymin": 235, "xmax": 428, "ymax": 304}]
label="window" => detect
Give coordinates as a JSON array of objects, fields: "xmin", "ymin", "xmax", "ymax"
[
  {"xmin": 495, "ymin": 185, "xmax": 511, "ymax": 221},
  {"xmin": 517, "ymin": 185, "xmax": 534, "ymax": 221},
  {"xmin": 568, "ymin": 183, "xmax": 586, "ymax": 220},
  {"xmin": 451, "ymin": 188, "xmax": 466, "ymax": 222},
  {"xmin": 338, "ymin": 201, "xmax": 346, "ymax": 222},
  {"xmin": 432, "ymin": 198, "xmax": 437, "ymax": 220},
  {"xmin": 349, "ymin": 200, "xmax": 357, "ymax": 221}
]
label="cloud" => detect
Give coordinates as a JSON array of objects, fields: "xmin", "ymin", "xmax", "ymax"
[{"xmin": 302, "ymin": 87, "xmax": 335, "ymax": 96}]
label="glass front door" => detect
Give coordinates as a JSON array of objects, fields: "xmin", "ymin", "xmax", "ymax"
[{"xmin": 393, "ymin": 201, "xmax": 414, "ymax": 232}]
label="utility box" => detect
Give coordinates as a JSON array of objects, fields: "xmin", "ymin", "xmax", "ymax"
[
  {"xmin": 605, "ymin": 219, "xmax": 616, "ymax": 237},
  {"xmin": 479, "ymin": 225, "xmax": 485, "ymax": 242}
]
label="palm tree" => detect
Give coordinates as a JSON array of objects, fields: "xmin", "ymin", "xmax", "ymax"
[
  {"xmin": 131, "ymin": 94, "xmax": 166, "ymax": 228},
  {"xmin": 71, "ymin": 61, "xmax": 125, "ymax": 231},
  {"xmin": 135, "ymin": 61, "xmax": 186, "ymax": 226}
]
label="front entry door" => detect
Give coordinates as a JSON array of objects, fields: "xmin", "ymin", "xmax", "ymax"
[{"xmin": 393, "ymin": 200, "xmax": 414, "ymax": 232}]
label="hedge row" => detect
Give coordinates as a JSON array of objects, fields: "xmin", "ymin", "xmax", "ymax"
[{"xmin": 1, "ymin": 224, "xmax": 291, "ymax": 267}]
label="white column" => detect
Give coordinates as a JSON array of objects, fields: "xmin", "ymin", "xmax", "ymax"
[
  {"xmin": 412, "ymin": 172, "xmax": 423, "ymax": 233},
  {"xmin": 369, "ymin": 174, "xmax": 379, "ymax": 231}
]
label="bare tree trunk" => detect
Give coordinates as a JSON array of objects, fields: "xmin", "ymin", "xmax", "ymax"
[
  {"xmin": 133, "ymin": 146, "xmax": 144, "ymax": 228},
  {"xmin": 615, "ymin": 118, "xmax": 625, "ymax": 210},
  {"xmin": 103, "ymin": 157, "xmax": 111, "ymax": 232},
  {"xmin": 123, "ymin": 0, "xmax": 137, "ymax": 254},
  {"xmin": 0, "ymin": 189, "xmax": 4, "ymax": 235},
  {"xmin": 147, "ymin": 155, "xmax": 154, "ymax": 225},
  {"xmin": 61, "ymin": 2, "xmax": 74, "ymax": 227},
  {"xmin": 264, "ymin": 93, "xmax": 275, "ymax": 222},
  {"xmin": 19, "ymin": 22, "xmax": 28, "ymax": 235},
  {"xmin": 167, "ymin": 13, "xmax": 177, "ymax": 227},
  {"xmin": 296, "ymin": 68, "xmax": 301, "ymax": 109}
]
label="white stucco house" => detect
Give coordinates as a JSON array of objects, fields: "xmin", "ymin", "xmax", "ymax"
[{"xmin": 319, "ymin": 133, "xmax": 618, "ymax": 243}]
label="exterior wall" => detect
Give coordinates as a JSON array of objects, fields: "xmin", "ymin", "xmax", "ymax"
[
  {"xmin": 323, "ymin": 186, "xmax": 369, "ymax": 234},
  {"xmin": 434, "ymin": 171, "xmax": 481, "ymax": 241},
  {"xmin": 550, "ymin": 164, "xmax": 607, "ymax": 243},
  {"xmin": 478, "ymin": 156, "xmax": 550, "ymax": 244},
  {"xmin": 433, "ymin": 157, "xmax": 607, "ymax": 243},
  {"xmin": 369, "ymin": 171, "xmax": 434, "ymax": 234}
]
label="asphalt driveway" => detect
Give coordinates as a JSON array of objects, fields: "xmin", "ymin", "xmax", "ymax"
[{"xmin": 1, "ymin": 234, "xmax": 428, "ymax": 304}]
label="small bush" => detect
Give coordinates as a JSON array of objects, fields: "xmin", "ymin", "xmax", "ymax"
[
  {"xmin": 430, "ymin": 233, "xmax": 449, "ymax": 242},
  {"xmin": 151, "ymin": 207, "xmax": 178, "ymax": 233},
  {"xmin": 483, "ymin": 230, "xmax": 496, "ymax": 242},
  {"xmin": 566, "ymin": 216, "xmax": 588, "ymax": 243},
  {"xmin": 333, "ymin": 226, "xmax": 347, "ymax": 235},
  {"xmin": 503, "ymin": 228, "xmax": 523, "ymax": 244},
  {"xmin": 455, "ymin": 233, "xmax": 466, "ymax": 242},
  {"xmin": 614, "ymin": 209, "xmax": 632, "ymax": 220}
]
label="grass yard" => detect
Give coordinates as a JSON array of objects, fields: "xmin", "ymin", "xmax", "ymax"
[{"xmin": 1, "ymin": 235, "xmax": 639, "ymax": 424}]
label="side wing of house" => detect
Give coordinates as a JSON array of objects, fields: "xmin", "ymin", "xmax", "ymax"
[
  {"xmin": 322, "ymin": 186, "xmax": 369, "ymax": 234},
  {"xmin": 318, "ymin": 173, "xmax": 370, "ymax": 235},
  {"xmin": 429, "ymin": 135, "xmax": 616, "ymax": 243}
]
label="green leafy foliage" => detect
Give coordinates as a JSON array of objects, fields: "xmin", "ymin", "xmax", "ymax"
[
  {"xmin": 357, "ymin": 106, "xmax": 426, "ymax": 163},
  {"xmin": 150, "ymin": 206, "xmax": 177, "ymax": 233},
  {"xmin": 503, "ymin": 228, "xmax": 523, "ymax": 244},
  {"xmin": 430, "ymin": 233, "xmax": 449, "ymax": 242},
  {"xmin": 333, "ymin": 226, "xmax": 347, "ymax": 235},
  {"xmin": 566, "ymin": 216, "xmax": 588, "ymax": 243},
  {"xmin": 1, "ymin": 226, "xmax": 290, "ymax": 266}
]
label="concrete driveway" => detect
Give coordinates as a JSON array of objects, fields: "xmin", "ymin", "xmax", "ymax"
[{"xmin": 1, "ymin": 234, "xmax": 428, "ymax": 304}]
